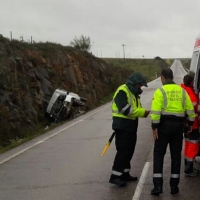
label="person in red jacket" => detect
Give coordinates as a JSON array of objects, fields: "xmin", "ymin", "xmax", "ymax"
[{"xmin": 181, "ymin": 74, "xmax": 200, "ymax": 176}]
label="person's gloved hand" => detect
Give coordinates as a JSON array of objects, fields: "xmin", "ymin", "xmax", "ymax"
[
  {"xmin": 144, "ymin": 110, "xmax": 150, "ymax": 118},
  {"xmin": 187, "ymin": 126, "xmax": 193, "ymax": 134},
  {"xmin": 184, "ymin": 125, "xmax": 192, "ymax": 134},
  {"xmin": 152, "ymin": 129, "xmax": 158, "ymax": 140}
]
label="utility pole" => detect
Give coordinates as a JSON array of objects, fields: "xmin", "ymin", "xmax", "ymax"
[
  {"xmin": 10, "ymin": 31, "xmax": 12, "ymax": 41},
  {"xmin": 122, "ymin": 44, "xmax": 125, "ymax": 60}
]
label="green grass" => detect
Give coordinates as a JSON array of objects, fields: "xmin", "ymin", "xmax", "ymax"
[
  {"xmin": 103, "ymin": 58, "xmax": 191, "ymax": 81},
  {"xmin": 0, "ymin": 122, "xmax": 61, "ymax": 154},
  {"xmin": 103, "ymin": 58, "xmax": 170, "ymax": 82}
]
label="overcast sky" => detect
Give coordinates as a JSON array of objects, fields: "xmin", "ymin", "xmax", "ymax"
[{"xmin": 1, "ymin": 0, "xmax": 200, "ymax": 59}]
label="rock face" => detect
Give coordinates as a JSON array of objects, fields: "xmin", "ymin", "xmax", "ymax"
[{"xmin": 0, "ymin": 36, "xmax": 131, "ymax": 146}]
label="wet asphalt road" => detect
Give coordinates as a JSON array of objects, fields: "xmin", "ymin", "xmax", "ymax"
[{"xmin": 0, "ymin": 60, "xmax": 200, "ymax": 200}]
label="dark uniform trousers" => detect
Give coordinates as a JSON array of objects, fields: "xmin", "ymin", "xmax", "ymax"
[
  {"xmin": 112, "ymin": 121, "xmax": 138, "ymax": 175},
  {"xmin": 153, "ymin": 119, "xmax": 183, "ymax": 188}
]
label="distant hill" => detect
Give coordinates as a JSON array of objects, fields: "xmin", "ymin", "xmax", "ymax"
[
  {"xmin": 103, "ymin": 57, "xmax": 170, "ymax": 82},
  {"xmin": 103, "ymin": 57, "xmax": 191, "ymax": 79}
]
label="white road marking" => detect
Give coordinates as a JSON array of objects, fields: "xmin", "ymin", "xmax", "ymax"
[
  {"xmin": 0, "ymin": 105, "xmax": 109, "ymax": 165},
  {"xmin": 132, "ymin": 162, "xmax": 150, "ymax": 200}
]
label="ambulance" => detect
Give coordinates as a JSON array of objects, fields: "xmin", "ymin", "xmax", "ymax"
[
  {"xmin": 189, "ymin": 33, "xmax": 200, "ymax": 159},
  {"xmin": 189, "ymin": 33, "xmax": 200, "ymax": 92}
]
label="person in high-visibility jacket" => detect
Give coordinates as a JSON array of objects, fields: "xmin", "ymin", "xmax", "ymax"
[
  {"xmin": 150, "ymin": 68, "xmax": 195, "ymax": 196},
  {"xmin": 109, "ymin": 72, "xmax": 150, "ymax": 187},
  {"xmin": 181, "ymin": 74, "xmax": 200, "ymax": 176}
]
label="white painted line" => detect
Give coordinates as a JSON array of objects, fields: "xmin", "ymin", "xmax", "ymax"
[
  {"xmin": 0, "ymin": 105, "xmax": 109, "ymax": 165},
  {"xmin": 132, "ymin": 162, "xmax": 150, "ymax": 200}
]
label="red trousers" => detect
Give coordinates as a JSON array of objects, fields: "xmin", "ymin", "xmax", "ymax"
[{"xmin": 184, "ymin": 129, "xmax": 199, "ymax": 161}]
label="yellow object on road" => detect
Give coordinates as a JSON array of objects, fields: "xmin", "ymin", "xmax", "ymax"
[
  {"xmin": 101, "ymin": 132, "xmax": 116, "ymax": 156},
  {"xmin": 101, "ymin": 142, "xmax": 111, "ymax": 156}
]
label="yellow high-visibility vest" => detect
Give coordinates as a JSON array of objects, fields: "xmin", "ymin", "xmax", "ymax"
[
  {"xmin": 112, "ymin": 84, "xmax": 145, "ymax": 120},
  {"xmin": 151, "ymin": 84, "xmax": 195, "ymax": 124}
]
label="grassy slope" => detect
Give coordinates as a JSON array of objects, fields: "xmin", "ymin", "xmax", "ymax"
[
  {"xmin": 103, "ymin": 58, "xmax": 170, "ymax": 82},
  {"xmin": 103, "ymin": 58, "xmax": 191, "ymax": 81}
]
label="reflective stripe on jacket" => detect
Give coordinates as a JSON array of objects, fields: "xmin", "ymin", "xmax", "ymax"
[
  {"xmin": 112, "ymin": 84, "xmax": 145, "ymax": 120},
  {"xmin": 151, "ymin": 83, "xmax": 195, "ymax": 126}
]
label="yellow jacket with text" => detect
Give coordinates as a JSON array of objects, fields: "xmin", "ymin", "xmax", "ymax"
[
  {"xmin": 112, "ymin": 84, "xmax": 145, "ymax": 120},
  {"xmin": 151, "ymin": 82, "xmax": 195, "ymax": 130}
]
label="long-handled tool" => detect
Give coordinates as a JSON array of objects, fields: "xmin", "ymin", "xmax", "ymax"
[{"xmin": 101, "ymin": 132, "xmax": 116, "ymax": 156}]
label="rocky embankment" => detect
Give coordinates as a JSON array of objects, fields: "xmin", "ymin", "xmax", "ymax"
[{"xmin": 0, "ymin": 35, "xmax": 131, "ymax": 147}]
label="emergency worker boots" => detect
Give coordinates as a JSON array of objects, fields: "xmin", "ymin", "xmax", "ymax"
[
  {"xmin": 109, "ymin": 173, "xmax": 137, "ymax": 187},
  {"xmin": 109, "ymin": 175, "xmax": 126, "ymax": 187},
  {"xmin": 151, "ymin": 186, "xmax": 163, "ymax": 196},
  {"xmin": 184, "ymin": 161, "xmax": 199, "ymax": 176},
  {"xmin": 122, "ymin": 172, "xmax": 138, "ymax": 182},
  {"xmin": 151, "ymin": 186, "xmax": 179, "ymax": 195},
  {"xmin": 184, "ymin": 161, "xmax": 193, "ymax": 174},
  {"xmin": 171, "ymin": 186, "xmax": 179, "ymax": 194}
]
